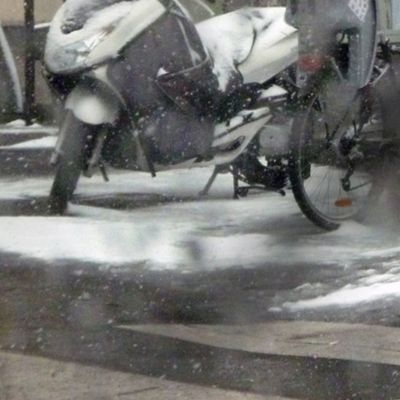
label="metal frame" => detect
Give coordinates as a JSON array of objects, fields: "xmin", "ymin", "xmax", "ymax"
[{"xmin": 24, "ymin": 0, "xmax": 35, "ymax": 123}]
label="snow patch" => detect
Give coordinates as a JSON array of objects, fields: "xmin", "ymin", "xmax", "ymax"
[
  {"xmin": 6, "ymin": 119, "xmax": 26, "ymax": 128},
  {"xmin": 0, "ymin": 136, "xmax": 57, "ymax": 149},
  {"xmin": 284, "ymin": 259, "xmax": 400, "ymax": 311},
  {"xmin": 197, "ymin": 8, "xmax": 296, "ymax": 90},
  {"xmin": 0, "ymin": 169, "xmax": 398, "ymax": 272},
  {"xmin": 0, "ymin": 215, "xmax": 189, "ymax": 266},
  {"xmin": 284, "ymin": 277, "xmax": 400, "ymax": 310}
]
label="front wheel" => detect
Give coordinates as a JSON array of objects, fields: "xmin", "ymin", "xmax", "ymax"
[
  {"xmin": 48, "ymin": 112, "xmax": 91, "ymax": 214},
  {"xmin": 288, "ymin": 90, "xmax": 383, "ymax": 231}
]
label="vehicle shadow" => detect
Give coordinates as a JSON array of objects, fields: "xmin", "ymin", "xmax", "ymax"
[{"xmin": 0, "ymin": 192, "xmax": 190, "ymax": 217}]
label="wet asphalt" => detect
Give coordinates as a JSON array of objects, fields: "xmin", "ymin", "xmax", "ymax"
[{"xmin": 1, "ymin": 226, "xmax": 400, "ymax": 399}]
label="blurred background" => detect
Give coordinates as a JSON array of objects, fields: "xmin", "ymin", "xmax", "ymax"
[
  {"xmin": 2, "ymin": 0, "xmax": 398, "ymax": 125},
  {"xmin": 0, "ymin": 0, "xmax": 286, "ymax": 124}
]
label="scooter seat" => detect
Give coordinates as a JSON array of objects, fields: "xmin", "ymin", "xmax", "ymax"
[{"xmin": 196, "ymin": 7, "xmax": 298, "ymax": 91}]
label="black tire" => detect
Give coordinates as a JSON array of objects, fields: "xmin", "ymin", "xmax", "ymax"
[
  {"xmin": 289, "ymin": 89, "xmax": 384, "ymax": 231},
  {"xmin": 289, "ymin": 107, "xmax": 340, "ymax": 231},
  {"xmin": 48, "ymin": 112, "xmax": 90, "ymax": 214}
]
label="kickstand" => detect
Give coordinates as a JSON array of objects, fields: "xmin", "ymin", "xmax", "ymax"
[
  {"xmin": 199, "ymin": 166, "xmax": 223, "ymax": 197},
  {"xmin": 100, "ymin": 164, "xmax": 110, "ymax": 182},
  {"xmin": 232, "ymin": 165, "xmax": 240, "ymax": 199}
]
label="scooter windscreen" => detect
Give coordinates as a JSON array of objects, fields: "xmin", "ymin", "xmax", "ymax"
[{"xmin": 45, "ymin": 0, "xmax": 167, "ymax": 74}]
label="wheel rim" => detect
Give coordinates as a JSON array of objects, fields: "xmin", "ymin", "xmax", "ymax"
[{"xmin": 295, "ymin": 94, "xmax": 382, "ymax": 222}]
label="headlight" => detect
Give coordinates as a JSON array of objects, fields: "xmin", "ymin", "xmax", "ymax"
[
  {"xmin": 45, "ymin": 0, "xmax": 166, "ymax": 74},
  {"xmin": 45, "ymin": 29, "xmax": 110, "ymax": 73}
]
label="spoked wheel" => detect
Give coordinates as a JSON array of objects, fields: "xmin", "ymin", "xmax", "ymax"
[
  {"xmin": 48, "ymin": 112, "xmax": 91, "ymax": 214},
  {"xmin": 289, "ymin": 89, "xmax": 384, "ymax": 231}
]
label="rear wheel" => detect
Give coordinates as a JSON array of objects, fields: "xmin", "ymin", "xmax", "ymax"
[
  {"xmin": 48, "ymin": 112, "xmax": 91, "ymax": 214},
  {"xmin": 289, "ymin": 89, "xmax": 384, "ymax": 231}
]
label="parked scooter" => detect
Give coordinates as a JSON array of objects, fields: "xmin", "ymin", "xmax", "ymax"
[{"xmin": 44, "ymin": 0, "xmax": 298, "ymax": 213}]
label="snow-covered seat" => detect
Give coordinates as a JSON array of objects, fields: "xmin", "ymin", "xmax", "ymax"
[{"xmin": 196, "ymin": 7, "xmax": 298, "ymax": 90}]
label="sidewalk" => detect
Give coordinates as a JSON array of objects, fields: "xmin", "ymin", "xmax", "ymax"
[
  {"xmin": 0, "ymin": 351, "xmax": 292, "ymax": 400},
  {"xmin": 0, "ymin": 122, "xmax": 57, "ymax": 176},
  {"xmin": 0, "ymin": 121, "xmax": 57, "ymax": 145}
]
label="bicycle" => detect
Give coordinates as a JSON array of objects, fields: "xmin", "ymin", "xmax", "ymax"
[{"xmin": 286, "ymin": 0, "xmax": 400, "ymax": 230}]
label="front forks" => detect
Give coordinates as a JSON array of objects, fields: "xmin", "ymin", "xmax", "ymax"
[
  {"xmin": 50, "ymin": 112, "xmax": 75, "ymax": 167},
  {"xmin": 83, "ymin": 125, "xmax": 109, "ymax": 181},
  {"xmin": 51, "ymin": 114, "xmax": 110, "ymax": 182}
]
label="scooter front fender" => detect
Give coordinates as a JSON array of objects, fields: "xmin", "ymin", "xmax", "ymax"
[{"xmin": 65, "ymin": 84, "xmax": 120, "ymax": 125}]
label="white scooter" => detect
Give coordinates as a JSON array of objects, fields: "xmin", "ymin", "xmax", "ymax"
[{"xmin": 44, "ymin": 0, "xmax": 298, "ymax": 213}]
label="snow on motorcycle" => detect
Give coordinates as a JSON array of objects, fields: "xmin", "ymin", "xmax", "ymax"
[{"xmin": 44, "ymin": 0, "xmax": 298, "ymax": 213}]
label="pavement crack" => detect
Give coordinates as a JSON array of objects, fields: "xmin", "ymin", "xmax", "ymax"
[{"xmin": 117, "ymin": 386, "xmax": 160, "ymax": 397}]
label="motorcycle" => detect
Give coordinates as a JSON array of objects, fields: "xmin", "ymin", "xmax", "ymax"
[
  {"xmin": 44, "ymin": 0, "xmax": 298, "ymax": 213},
  {"xmin": 285, "ymin": 0, "xmax": 400, "ymax": 230}
]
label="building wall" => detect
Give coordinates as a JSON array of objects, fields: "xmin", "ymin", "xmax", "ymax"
[
  {"xmin": 0, "ymin": 1, "xmax": 62, "ymax": 25},
  {"xmin": 391, "ymin": 0, "xmax": 400, "ymax": 28}
]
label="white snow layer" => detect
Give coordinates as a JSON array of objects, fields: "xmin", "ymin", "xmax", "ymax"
[
  {"xmin": 0, "ymin": 136, "xmax": 57, "ymax": 149},
  {"xmin": 197, "ymin": 8, "xmax": 297, "ymax": 90},
  {"xmin": 0, "ymin": 122, "xmax": 58, "ymax": 136},
  {"xmin": 0, "ymin": 169, "xmax": 398, "ymax": 278},
  {"xmin": 5, "ymin": 119, "xmax": 27, "ymax": 128},
  {"xmin": 285, "ymin": 278, "xmax": 400, "ymax": 311},
  {"xmin": 46, "ymin": 1, "xmax": 134, "ymax": 49},
  {"xmin": 283, "ymin": 238, "xmax": 400, "ymax": 310}
]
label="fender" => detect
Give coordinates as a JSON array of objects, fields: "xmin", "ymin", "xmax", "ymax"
[{"xmin": 65, "ymin": 83, "xmax": 120, "ymax": 125}]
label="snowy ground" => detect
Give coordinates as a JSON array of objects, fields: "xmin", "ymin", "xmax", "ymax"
[
  {"xmin": 0, "ymin": 120, "xmax": 58, "ymax": 135},
  {"xmin": 0, "ymin": 166, "xmax": 399, "ymax": 313},
  {"xmin": 1, "ymin": 138, "xmax": 400, "ymax": 400},
  {"xmin": 0, "ymin": 135, "xmax": 57, "ymax": 149}
]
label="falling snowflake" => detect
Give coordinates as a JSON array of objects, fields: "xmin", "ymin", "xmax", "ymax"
[{"xmin": 348, "ymin": 0, "xmax": 369, "ymax": 22}]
